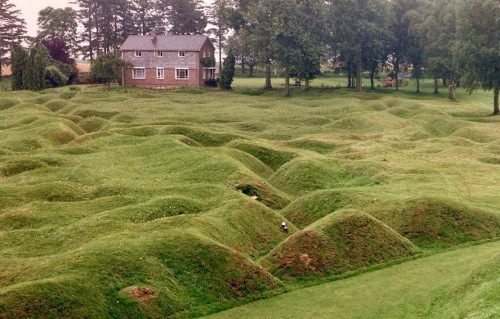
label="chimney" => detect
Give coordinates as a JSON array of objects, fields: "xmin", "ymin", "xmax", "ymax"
[{"xmin": 150, "ymin": 31, "xmax": 157, "ymax": 44}]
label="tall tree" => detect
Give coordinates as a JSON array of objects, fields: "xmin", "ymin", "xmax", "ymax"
[
  {"xmin": 73, "ymin": 0, "xmax": 131, "ymax": 61},
  {"xmin": 219, "ymin": 51, "xmax": 235, "ymax": 89},
  {"xmin": 72, "ymin": 0, "xmax": 98, "ymax": 62},
  {"xmin": 328, "ymin": 0, "xmax": 392, "ymax": 92},
  {"xmin": 37, "ymin": 7, "xmax": 78, "ymax": 57},
  {"xmin": 90, "ymin": 52, "xmax": 131, "ymax": 87},
  {"xmin": 412, "ymin": 0, "xmax": 458, "ymax": 96},
  {"xmin": 0, "ymin": 0, "xmax": 26, "ymax": 80},
  {"xmin": 129, "ymin": 0, "xmax": 163, "ymax": 35},
  {"xmin": 160, "ymin": 0, "xmax": 206, "ymax": 35},
  {"xmin": 388, "ymin": 0, "xmax": 424, "ymax": 91},
  {"xmin": 453, "ymin": 0, "xmax": 500, "ymax": 115},
  {"xmin": 10, "ymin": 44, "xmax": 27, "ymax": 90},
  {"xmin": 23, "ymin": 45, "xmax": 48, "ymax": 91},
  {"xmin": 245, "ymin": 0, "xmax": 326, "ymax": 94}
]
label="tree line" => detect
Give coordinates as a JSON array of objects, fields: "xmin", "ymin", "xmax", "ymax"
[{"xmin": 0, "ymin": 0, "xmax": 498, "ymax": 113}]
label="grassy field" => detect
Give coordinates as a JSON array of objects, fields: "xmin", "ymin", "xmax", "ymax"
[
  {"xmin": 0, "ymin": 75, "xmax": 499, "ymax": 318},
  {"xmin": 204, "ymin": 240, "xmax": 500, "ymax": 319}
]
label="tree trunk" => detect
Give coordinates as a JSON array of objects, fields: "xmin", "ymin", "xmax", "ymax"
[
  {"xmin": 218, "ymin": 33, "xmax": 222, "ymax": 77},
  {"xmin": 447, "ymin": 78, "xmax": 456, "ymax": 100},
  {"xmin": 347, "ymin": 67, "xmax": 352, "ymax": 88},
  {"xmin": 370, "ymin": 69, "xmax": 375, "ymax": 89},
  {"xmin": 0, "ymin": 64, "xmax": 3, "ymax": 82},
  {"xmin": 356, "ymin": 53, "xmax": 362, "ymax": 92},
  {"xmin": 416, "ymin": 77, "xmax": 420, "ymax": 93},
  {"xmin": 305, "ymin": 78, "xmax": 310, "ymax": 91},
  {"xmin": 395, "ymin": 59, "xmax": 399, "ymax": 91},
  {"xmin": 494, "ymin": 85, "xmax": 499, "ymax": 115},
  {"xmin": 241, "ymin": 56, "xmax": 245, "ymax": 74},
  {"xmin": 284, "ymin": 71, "xmax": 290, "ymax": 96},
  {"xmin": 249, "ymin": 65, "xmax": 254, "ymax": 78},
  {"xmin": 264, "ymin": 62, "xmax": 272, "ymax": 90},
  {"xmin": 433, "ymin": 77, "xmax": 439, "ymax": 94}
]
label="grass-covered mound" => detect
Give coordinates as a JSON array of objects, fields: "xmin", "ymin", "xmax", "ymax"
[
  {"xmin": 1, "ymin": 84, "xmax": 499, "ymax": 318},
  {"xmin": 260, "ymin": 210, "xmax": 417, "ymax": 281},
  {"xmin": 270, "ymin": 158, "xmax": 381, "ymax": 194},
  {"xmin": 366, "ymin": 197, "xmax": 500, "ymax": 249},
  {"xmin": 280, "ymin": 189, "xmax": 368, "ymax": 228},
  {"xmin": 0, "ymin": 230, "xmax": 280, "ymax": 319}
]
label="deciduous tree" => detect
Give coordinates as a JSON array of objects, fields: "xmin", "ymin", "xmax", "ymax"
[
  {"xmin": 453, "ymin": 0, "xmax": 500, "ymax": 115},
  {"xmin": 90, "ymin": 52, "xmax": 131, "ymax": 87}
]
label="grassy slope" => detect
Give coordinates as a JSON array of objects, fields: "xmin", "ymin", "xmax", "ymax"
[
  {"xmin": 203, "ymin": 241, "xmax": 500, "ymax": 319},
  {"xmin": 0, "ymin": 77, "xmax": 499, "ymax": 318}
]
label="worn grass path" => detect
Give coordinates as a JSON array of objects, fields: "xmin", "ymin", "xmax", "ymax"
[{"xmin": 204, "ymin": 240, "xmax": 500, "ymax": 319}]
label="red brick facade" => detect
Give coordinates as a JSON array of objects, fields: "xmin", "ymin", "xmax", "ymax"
[{"xmin": 121, "ymin": 35, "xmax": 216, "ymax": 89}]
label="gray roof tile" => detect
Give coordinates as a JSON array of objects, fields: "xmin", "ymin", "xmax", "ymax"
[{"xmin": 120, "ymin": 35, "xmax": 212, "ymax": 51}]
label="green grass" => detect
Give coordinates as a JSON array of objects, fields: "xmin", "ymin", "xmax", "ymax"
[
  {"xmin": 203, "ymin": 241, "xmax": 500, "ymax": 319},
  {"xmin": 0, "ymin": 77, "xmax": 499, "ymax": 318}
]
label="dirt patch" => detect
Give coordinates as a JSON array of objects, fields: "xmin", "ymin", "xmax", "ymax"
[{"xmin": 124, "ymin": 286, "xmax": 156, "ymax": 304}]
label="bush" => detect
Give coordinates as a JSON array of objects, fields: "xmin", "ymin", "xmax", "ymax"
[
  {"xmin": 204, "ymin": 78, "xmax": 219, "ymax": 87},
  {"xmin": 219, "ymin": 53, "xmax": 235, "ymax": 90},
  {"xmin": 45, "ymin": 65, "xmax": 69, "ymax": 88}
]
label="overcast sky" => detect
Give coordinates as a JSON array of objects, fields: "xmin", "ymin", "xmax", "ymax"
[
  {"xmin": 12, "ymin": 0, "xmax": 213, "ymax": 37},
  {"xmin": 11, "ymin": 0, "xmax": 77, "ymax": 36}
]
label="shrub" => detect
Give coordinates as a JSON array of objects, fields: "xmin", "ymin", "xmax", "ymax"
[
  {"xmin": 45, "ymin": 65, "xmax": 69, "ymax": 88},
  {"xmin": 200, "ymin": 57, "xmax": 216, "ymax": 67},
  {"xmin": 204, "ymin": 78, "xmax": 219, "ymax": 87},
  {"xmin": 219, "ymin": 53, "xmax": 235, "ymax": 90}
]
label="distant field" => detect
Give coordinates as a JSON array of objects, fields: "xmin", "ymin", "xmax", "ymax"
[
  {"xmin": 1, "ymin": 62, "xmax": 91, "ymax": 77},
  {"xmin": 0, "ymin": 81, "xmax": 499, "ymax": 318}
]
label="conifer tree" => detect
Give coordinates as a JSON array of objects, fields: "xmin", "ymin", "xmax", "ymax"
[
  {"xmin": 0, "ymin": 0, "xmax": 26, "ymax": 80},
  {"xmin": 219, "ymin": 52, "xmax": 235, "ymax": 90},
  {"xmin": 10, "ymin": 44, "xmax": 27, "ymax": 90}
]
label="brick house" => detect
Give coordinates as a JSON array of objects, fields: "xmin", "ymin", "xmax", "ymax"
[{"xmin": 120, "ymin": 34, "xmax": 216, "ymax": 89}]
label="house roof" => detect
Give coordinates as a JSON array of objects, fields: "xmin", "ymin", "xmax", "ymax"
[{"xmin": 120, "ymin": 35, "xmax": 213, "ymax": 51}]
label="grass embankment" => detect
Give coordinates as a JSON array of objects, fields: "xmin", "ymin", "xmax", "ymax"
[
  {"xmin": 204, "ymin": 240, "xmax": 500, "ymax": 319},
  {"xmin": 0, "ymin": 79, "xmax": 499, "ymax": 318}
]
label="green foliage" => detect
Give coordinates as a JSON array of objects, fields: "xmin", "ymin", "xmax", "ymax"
[
  {"xmin": 22, "ymin": 45, "xmax": 48, "ymax": 91},
  {"xmin": 90, "ymin": 53, "xmax": 131, "ymax": 87},
  {"xmin": 201, "ymin": 56, "xmax": 216, "ymax": 67},
  {"xmin": 0, "ymin": 84, "xmax": 499, "ymax": 318},
  {"xmin": 219, "ymin": 52, "xmax": 236, "ymax": 89},
  {"xmin": 44, "ymin": 65, "xmax": 68, "ymax": 88},
  {"xmin": 453, "ymin": 0, "xmax": 500, "ymax": 114},
  {"xmin": 10, "ymin": 44, "xmax": 27, "ymax": 90},
  {"xmin": 0, "ymin": 0, "xmax": 26, "ymax": 78}
]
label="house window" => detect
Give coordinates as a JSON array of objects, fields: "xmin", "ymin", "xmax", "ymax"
[
  {"xmin": 178, "ymin": 51, "xmax": 185, "ymax": 57},
  {"xmin": 156, "ymin": 67, "xmax": 164, "ymax": 79},
  {"xmin": 135, "ymin": 51, "xmax": 142, "ymax": 57},
  {"xmin": 176, "ymin": 68, "xmax": 189, "ymax": 80},
  {"xmin": 132, "ymin": 68, "xmax": 145, "ymax": 79},
  {"xmin": 156, "ymin": 51, "xmax": 163, "ymax": 57}
]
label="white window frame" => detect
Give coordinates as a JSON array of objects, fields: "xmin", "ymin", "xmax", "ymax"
[
  {"xmin": 178, "ymin": 51, "xmax": 186, "ymax": 57},
  {"xmin": 132, "ymin": 67, "xmax": 146, "ymax": 79},
  {"xmin": 175, "ymin": 68, "xmax": 189, "ymax": 80},
  {"xmin": 156, "ymin": 67, "xmax": 164, "ymax": 80},
  {"xmin": 155, "ymin": 50, "xmax": 163, "ymax": 57},
  {"xmin": 134, "ymin": 50, "xmax": 142, "ymax": 57}
]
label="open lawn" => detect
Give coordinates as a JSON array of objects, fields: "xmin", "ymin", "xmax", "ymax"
[
  {"xmin": 204, "ymin": 240, "xmax": 500, "ymax": 319},
  {"xmin": 0, "ymin": 77, "xmax": 499, "ymax": 318}
]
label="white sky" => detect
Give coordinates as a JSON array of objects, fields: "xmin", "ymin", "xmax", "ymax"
[
  {"xmin": 11, "ymin": 0, "xmax": 77, "ymax": 36},
  {"xmin": 11, "ymin": 0, "xmax": 213, "ymax": 37}
]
